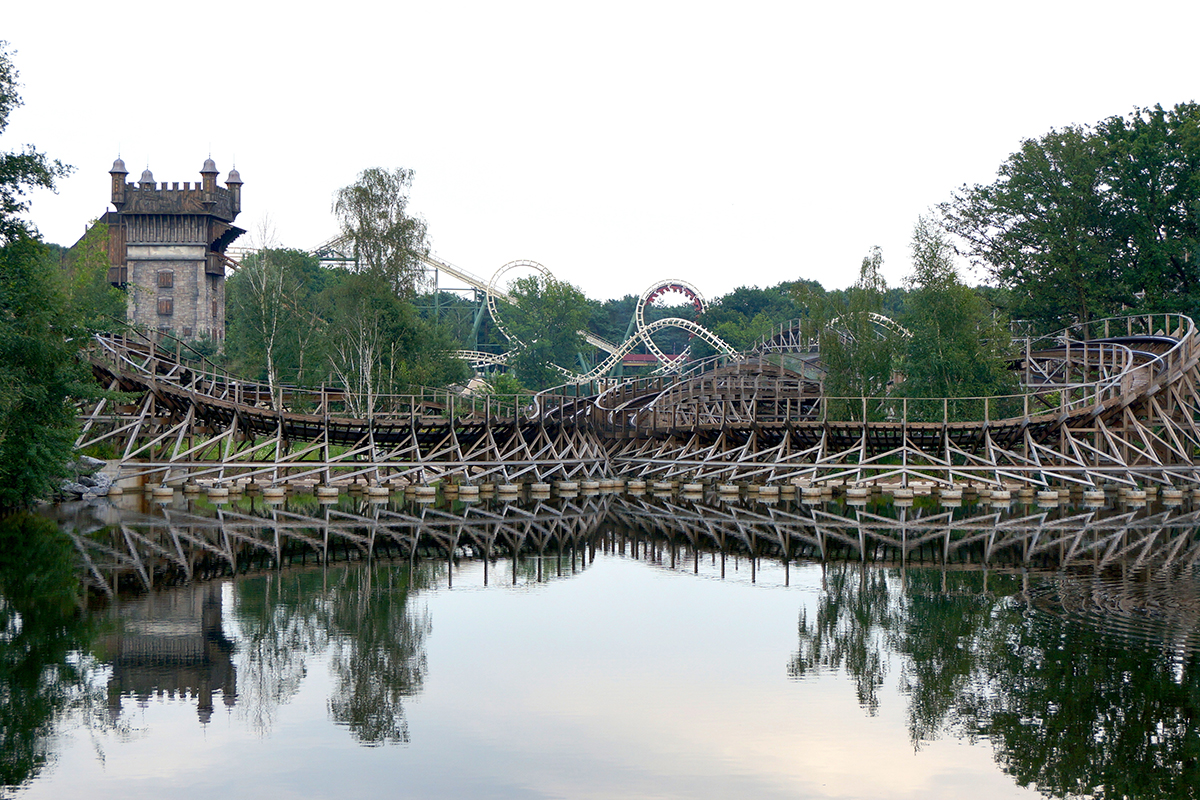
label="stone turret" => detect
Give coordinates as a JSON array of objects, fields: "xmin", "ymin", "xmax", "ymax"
[
  {"xmin": 200, "ymin": 157, "xmax": 218, "ymax": 192},
  {"xmin": 225, "ymin": 167, "xmax": 242, "ymax": 216},
  {"xmin": 99, "ymin": 156, "xmax": 246, "ymax": 342},
  {"xmin": 109, "ymin": 157, "xmax": 128, "ymax": 206}
]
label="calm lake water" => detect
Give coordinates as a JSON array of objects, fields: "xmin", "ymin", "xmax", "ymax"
[{"xmin": 6, "ymin": 491, "xmax": 1200, "ymax": 799}]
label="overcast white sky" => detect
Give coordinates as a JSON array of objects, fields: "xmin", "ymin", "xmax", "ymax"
[{"xmin": 5, "ymin": 1, "xmax": 1198, "ymax": 300}]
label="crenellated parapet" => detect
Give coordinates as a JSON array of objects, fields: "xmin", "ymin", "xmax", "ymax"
[{"xmin": 110, "ymin": 158, "xmax": 242, "ymax": 221}]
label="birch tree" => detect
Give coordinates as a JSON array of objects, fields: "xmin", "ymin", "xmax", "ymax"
[{"xmin": 333, "ymin": 168, "xmax": 430, "ymax": 297}]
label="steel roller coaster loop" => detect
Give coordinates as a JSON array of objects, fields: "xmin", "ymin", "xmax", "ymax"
[
  {"xmin": 633, "ymin": 279, "xmax": 713, "ymax": 372},
  {"xmin": 825, "ymin": 312, "xmax": 913, "ymax": 343},
  {"xmin": 486, "ymin": 259, "xmax": 554, "ymax": 347},
  {"xmin": 479, "ymin": 266, "xmax": 734, "ymax": 384},
  {"xmin": 311, "ymin": 236, "xmax": 735, "ymax": 381}
]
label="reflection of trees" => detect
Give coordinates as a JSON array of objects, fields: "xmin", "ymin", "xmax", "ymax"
[
  {"xmin": 789, "ymin": 563, "xmax": 900, "ymax": 713},
  {"xmin": 0, "ymin": 514, "xmax": 96, "ymax": 790},
  {"xmin": 325, "ymin": 567, "xmax": 430, "ymax": 744},
  {"xmin": 791, "ymin": 563, "xmax": 1200, "ymax": 798},
  {"xmin": 891, "ymin": 570, "xmax": 1010, "ymax": 745},
  {"xmin": 234, "ymin": 570, "xmax": 333, "ymax": 734},
  {"xmin": 234, "ymin": 562, "xmax": 435, "ymax": 744},
  {"xmin": 969, "ymin": 612, "xmax": 1200, "ymax": 799}
]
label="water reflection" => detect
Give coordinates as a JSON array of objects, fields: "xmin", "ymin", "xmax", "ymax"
[
  {"xmin": 100, "ymin": 583, "xmax": 236, "ymax": 724},
  {"xmin": 56, "ymin": 493, "xmax": 611, "ymax": 596},
  {"xmin": 17, "ymin": 492, "xmax": 1200, "ymax": 798},
  {"xmin": 782, "ymin": 560, "xmax": 1200, "ymax": 797},
  {"xmin": 0, "ymin": 514, "xmax": 98, "ymax": 790},
  {"xmin": 234, "ymin": 563, "xmax": 433, "ymax": 743}
]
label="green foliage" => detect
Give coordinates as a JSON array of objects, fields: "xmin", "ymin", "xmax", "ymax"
[
  {"xmin": 943, "ymin": 103, "xmax": 1200, "ymax": 327},
  {"xmin": 413, "ymin": 290, "xmax": 486, "ymax": 351},
  {"xmin": 478, "ymin": 371, "xmax": 528, "ymax": 416},
  {"xmin": 0, "ymin": 44, "xmax": 103, "ymax": 507},
  {"xmin": 897, "ymin": 217, "xmax": 1015, "ymax": 420},
  {"xmin": 0, "ymin": 237, "xmax": 97, "ymax": 508},
  {"xmin": 818, "ymin": 247, "xmax": 903, "ymax": 420},
  {"xmin": 333, "ymin": 167, "xmax": 429, "ymax": 297},
  {"xmin": 696, "ymin": 282, "xmax": 814, "ymax": 354},
  {"xmin": 320, "ymin": 271, "xmax": 468, "ymax": 409},
  {"xmin": 588, "ymin": 293, "xmax": 639, "ymax": 346},
  {"xmin": 501, "ymin": 275, "xmax": 589, "ymax": 390},
  {"xmin": 62, "ymin": 222, "xmax": 125, "ymax": 332},
  {"xmin": 485, "ymin": 371, "xmax": 526, "ymax": 396},
  {"xmin": 944, "ymin": 125, "xmax": 1117, "ymax": 329},
  {"xmin": 1099, "ymin": 103, "xmax": 1200, "ymax": 316},
  {"xmin": 225, "ymin": 250, "xmax": 469, "ymax": 409},
  {"xmin": 179, "ymin": 333, "xmax": 219, "ymax": 362},
  {"xmin": 225, "ymin": 168, "xmax": 470, "ymax": 407},
  {"xmin": 226, "ymin": 247, "xmax": 325, "ymax": 398},
  {"xmin": 0, "ymin": 42, "xmax": 71, "ymax": 246}
]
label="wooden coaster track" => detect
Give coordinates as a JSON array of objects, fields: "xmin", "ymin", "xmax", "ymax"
[{"xmin": 77, "ymin": 313, "xmax": 1200, "ymax": 489}]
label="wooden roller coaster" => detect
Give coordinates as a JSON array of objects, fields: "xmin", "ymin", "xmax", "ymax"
[
  {"xmin": 77, "ymin": 313, "xmax": 1200, "ymax": 488},
  {"xmin": 59, "ymin": 491, "xmax": 1200, "ymax": 599}
]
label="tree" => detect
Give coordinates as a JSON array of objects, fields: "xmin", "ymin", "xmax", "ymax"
[
  {"xmin": 0, "ymin": 43, "xmax": 69, "ymax": 245},
  {"xmin": 0, "ymin": 239, "xmax": 97, "ymax": 507},
  {"xmin": 319, "ymin": 272, "xmax": 468, "ymax": 414},
  {"xmin": 62, "ymin": 223, "xmax": 125, "ymax": 332},
  {"xmin": 818, "ymin": 247, "xmax": 903, "ymax": 419},
  {"xmin": 942, "ymin": 104, "xmax": 1200, "ymax": 328},
  {"xmin": 226, "ymin": 242, "xmax": 326, "ymax": 406},
  {"xmin": 333, "ymin": 168, "xmax": 430, "ymax": 297},
  {"xmin": 1098, "ymin": 103, "xmax": 1200, "ymax": 315},
  {"xmin": 897, "ymin": 217, "xmax": 1014, "ymax": 421},
  {"xmin": 696, "ymin": 283, "xmax": 811, "ymax": 352},
  {"xmin": 0, "ymin": 44, "xmax": 98, "ymax": 507},
  {"xmin": 499, "ymin": 275, "xmax": 589, "ymax": 390},
  {"xmin": 942, "ymin": 125, "xmax": 1122, "ymax": 330}
]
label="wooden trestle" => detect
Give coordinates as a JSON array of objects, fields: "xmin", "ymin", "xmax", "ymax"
[
  {"xmin": 599, "ymin": 313, "xmax": 1200, "ymax": 487},
  {"xmin": 62, "ymin": 493, "xmax": 1200, "ymax": 599},
  {"xmin": 78, "ymin": 334, "xmax": 607, "ymax": 487},
  {"xmin": 79, "ymin": 313, "xmax": 1200, "ymax": 488}
]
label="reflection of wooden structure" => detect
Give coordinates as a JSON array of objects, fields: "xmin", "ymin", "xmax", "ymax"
[
  {"xmin": 98, "ymin": 582, "xmax": 236, "ymax": 724},
  {"xmin": 64, "ymin": 494, "xmax": 1200, "ymax": 594},
  {"xmin": 65, "ymin": 495, "xmax": 611, "ymax": 595},
  {"xmin": 607, "ymin": 493, "xmax": 1200, "ymax": 572},
  {"xmin": 78, "ymin": 314, "xmax": 1200, "ymax": 488}
]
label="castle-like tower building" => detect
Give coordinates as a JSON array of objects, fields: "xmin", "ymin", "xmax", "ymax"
[{"xmin": 104, "ymin": 157, "xmax": 244, "ymax": 341}]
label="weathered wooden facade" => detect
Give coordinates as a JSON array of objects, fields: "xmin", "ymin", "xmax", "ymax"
[{"xmin": 102, "ymin": 157, "xmax": 244, "ymax": 341}]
